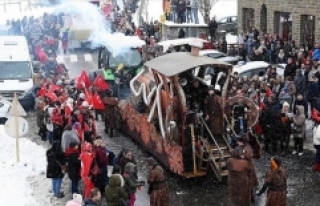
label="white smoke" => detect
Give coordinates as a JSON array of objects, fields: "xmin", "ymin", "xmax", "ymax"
[{"xmin": 53, "ymin": 0, "xmax": 145, "ymax": 55}]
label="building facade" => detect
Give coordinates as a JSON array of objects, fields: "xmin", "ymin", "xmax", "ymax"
[{"xmin": 238, "ymin": 0, "xmax": 320, "ymax": 47}]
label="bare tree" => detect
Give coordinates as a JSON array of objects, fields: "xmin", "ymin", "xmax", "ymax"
[{"xmin": 199, "ymin": 0, "xmax": 219, "ymax": 24}]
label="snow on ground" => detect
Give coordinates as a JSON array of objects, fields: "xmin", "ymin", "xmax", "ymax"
[{"xmin": 0, "ymin": 123, "xmax": 46, "ymax": 206}]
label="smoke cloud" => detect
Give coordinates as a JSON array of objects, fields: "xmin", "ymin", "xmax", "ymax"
[{"xmin": 53, "ymin": 0, "xmax": 145, "ymax": 55}]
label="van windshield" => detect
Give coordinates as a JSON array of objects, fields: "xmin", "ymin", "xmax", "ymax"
[
  {"xmin": 0, "ymin": 61, "xmax": 32, "ymax": 80},
  {"xmin": 109, "ymin": 49, "xmax": 142, "ymax": 68}
]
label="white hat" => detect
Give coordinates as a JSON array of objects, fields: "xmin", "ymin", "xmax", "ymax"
[
  {"xmin": 82, "ymin": 101, "xmax": 89, "ymax": 107},
  {"xmin": 67, "ymin": 97, "xmax": 74, "ymax": 105},
  {"xmin": 79, "ymin": 93, "xmax": 85, "ymax": 99},
  {"xmin": 282, "ymin": 101, "xmax": 289, "ymax": 108},
  {"xmin": 72, "ymin": 193, "xmax": 83, "ymax": 204}
]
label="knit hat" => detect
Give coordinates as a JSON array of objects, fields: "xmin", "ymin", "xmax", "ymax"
[
  {"xmin": 282, "ymin": 101, "xmax": 290, "ymax": 109},
  {"xmin": 296, "ymin": 69, "xmax": 301, "ymax": 73},
  {"xmin": 72, "ymin": 122, "xmax": 81, "ymax": 129},
  {"xmin": 72, "ymin": 193, "xmax": 83, "ymax": 204}
]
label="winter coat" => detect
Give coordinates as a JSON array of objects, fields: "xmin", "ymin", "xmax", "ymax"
[
  {"xmin": 227, "ymin": 157, "xmax": 252, "ymax": 206},
  {"xmin": 312, "ymin": 48, "xmax": 320, "ymax": 61},
  {"xmin": 307, "ymin": 81, "xmax": 319, "ymax": 101},
  {"xmin": 36, "ymin": 109, "xmax": 46, "ymax": 128},
  {"xmin": 61, "ymin": 130, "xmax": 79, "ymax": 152},
  {"xmin": 123, "ymin": 162, "xmax": 141, "ymax": 194},
  {"xmin": 148, "ymin": 165, "xmax": 167, "ymax": 190},
  {"xmin": 44, "ymin": 105, "xmax": 55, "ymax": 132},
  {"xmin": 313, "ymin": 124, "xmax": 320, "ymax": 145},
  {"xmin": 46, "ymin": 147, "xmax": 66, "ymax": 179},
  {"xmin": 292, "ymin": 105, "xmax": 306, "ymax": 138},
  {"xmin": 105, "ymin": 174, "xmax": 128, "ymax": 206},
  {"xmin": 65, "ymin": 147, "xmax": 81, "ymax": 181},
  {"xmin": 294, "ymin": 75, "xmax": 305, "ymax": 95},
  {"xmin": 94, "ymin": 146, "xmax": 109, "ymax": 168},
  {"xmin": 119, "ymin": 157, "xmax": 136, "ymax": 174},
  {"xmin": 294, "ymin": 99, "xmax": 308, "ymax": 117},
  {"xmin": 284, "ymin": 63, "xmax": 295, "ymax": 78}
]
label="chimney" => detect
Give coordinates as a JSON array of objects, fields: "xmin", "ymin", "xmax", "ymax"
[{"xmin": 189, "ymin": 40, "xmax": 203, "ymax": 56}]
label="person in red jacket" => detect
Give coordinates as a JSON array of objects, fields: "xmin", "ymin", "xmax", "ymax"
[
  {"xmin": 52, "ymin": 101, "xmax": 64, "ymax": 141},
  {"xmin": 80, "ymin": 142, "xmax": 95, "ymax": 199},
  {"xmin": 92, "ymin": 137, "xmax": 109, "ymax": 193}
]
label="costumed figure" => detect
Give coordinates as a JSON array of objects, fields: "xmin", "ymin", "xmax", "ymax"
[
  {"xmin": 103, "ymin": 89, "xmax": 119, "ymax": 138},
  {"xmin": 227, "ymin": 145, "xmax": 252, "ymax": 206},
  {"xmin": 146, "ymin": 157, "xmax": 169, "ymax": 206},
  {"xmin": 256, "ymin": 156, "xmax": 287, "ymax": 206},
  {"xmin": 204, "ymin": 87, "xmax": 224, "ymax": 139}
]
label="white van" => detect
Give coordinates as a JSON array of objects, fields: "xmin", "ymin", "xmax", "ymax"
[{"xmin": 0, "ymin": 36, "xmax": 35, "ymax": 111}]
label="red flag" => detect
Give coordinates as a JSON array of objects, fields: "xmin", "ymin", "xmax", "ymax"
[
  {"xmin": 80, "ymin": 71, "xmax": 91, "ymax": 88},
  {"xmin": 93, "ymin": 74, "xmax": 109, "ymax": 90},
  {"xmin": 37, "ymin": 86, "xmax": 47, "ymax": 97},
  {"xmin": 92, "ymin": 92, "xmax": 105, "ymax": 110},
  {"xmin": 76, "ymin": 74, "xmax": 85, "ymax": 89},
  {"xmin": 44, "ymin": 92, "xmax": 57, "ymax": 103},
  {"xmin": 48, "ymin": 84, "xmax": 61, "ymax": 93},
  {"xmin": 84, "ymin": 88, "xmax": 93, "ymax": 105}
]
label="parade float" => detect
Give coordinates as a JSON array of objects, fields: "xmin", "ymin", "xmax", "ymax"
[{"xmin": 105, "ymin": 41, "xmax": 260, "ymax": 179}]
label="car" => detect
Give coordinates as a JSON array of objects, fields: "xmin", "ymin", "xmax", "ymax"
[
  {"xmin": 202, "ymin": 61, "xmax": 285, "ymax": 89},
  {"xmin": 217, "ymin": 16, "xmax": 238, "ymax": 32},
  {"xmin": 0, "ymin": 97, "xmax": 11, "ymax": 117},
  {"xmin": 199, "ymin": 49, "xmax": 240, "ymax": 65},
  {"xmin": 233, "ymin": 61, "xmax": 285, "ymax": 80}
]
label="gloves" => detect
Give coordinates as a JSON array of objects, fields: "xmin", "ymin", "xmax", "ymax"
[{"xmin": 139, "ymin": 181, "xmax": 145, "ymax": 186}]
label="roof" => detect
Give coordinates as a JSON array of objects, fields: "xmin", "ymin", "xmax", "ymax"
[
  {"xmin": 158, "ymin": 38, "xmax": 208, "ymax": 47},
  {"xmin": 233, "ymin": 61, "xmax": 269, "ymax": 73},
  {"xmin": 199, "ymin": 49, "xmax": 221, "ymax": 55},
  {"xmin": 0, "ymin": 36, "xmax": 29, "ymax": 51},
  {"xmin": 162, "ymin": 21, "xmax": 208, "ymax": 28},
  {"xmin": 144, "ymin": 52, "xmax": 232, "ymax": 77}
]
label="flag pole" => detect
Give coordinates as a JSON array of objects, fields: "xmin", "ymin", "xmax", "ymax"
[{"xmin": 14, "ymin": 93, "xmax": 20, "ymax": 162}]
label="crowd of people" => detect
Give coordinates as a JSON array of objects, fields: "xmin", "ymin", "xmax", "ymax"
[
  {"xmin": 163, "ymin": 0, "xmax": 199, "ymax": 24},
  {"xmin": 3, "ymin": 1, "xmax": 170, "ymax": 206}
]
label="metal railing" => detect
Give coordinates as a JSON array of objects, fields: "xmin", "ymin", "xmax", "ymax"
[
  {"xmin": 199, "ymin": 116, "xmax": 225, "ymax": 166},
  {"xmin": 0, "ymin": 0, "xmax": 42, "ymax": 12}
]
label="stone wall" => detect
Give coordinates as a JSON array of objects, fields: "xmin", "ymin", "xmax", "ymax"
[{"xmin": 238, "ymin": 0, "xmax": 320, "ymax": 46}]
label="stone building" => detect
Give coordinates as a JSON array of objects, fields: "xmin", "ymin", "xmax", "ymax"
[{"xmin": 238, "ymin": 0, "xmax": 320, "ymax": 47}]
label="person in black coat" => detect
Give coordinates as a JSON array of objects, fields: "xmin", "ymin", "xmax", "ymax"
[
  {"xmin": 46, "ymin": 140, "xmax": 66, "ymax": 198},
  {"xmin": 65, "ymin": 141, "xmax": 81, "ymax": 194},
  {"xmin": 307, "ymin": 76, "xmax": 319, "ymax": 112},
  {"xmin": 208, "ymin": 16, "xmax": 218, "ymax": 44}
]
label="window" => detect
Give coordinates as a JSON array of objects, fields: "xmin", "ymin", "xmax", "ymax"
[
  {"xmin": 208, "ymin": 52, "xmax": 227, "ymax": 59},
  {"xmin": 108, "ymin": 49, "xmax": 142, "ymax": 68},
  {"xmin": 231, "ymin": 16, "xmax": 238, "ymax": 22},
  {"xmin": 218, "ymin": 17, "xmax": 228, "ymax": 24},
  {"xmin": 239, "ymin": 71, "xmax": 252, "ymax": 78},
  {"xmin": 0, "ymin": 61, "xmax": 32, "ymax": 80}
]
